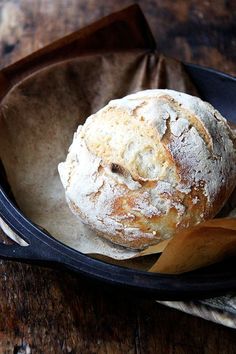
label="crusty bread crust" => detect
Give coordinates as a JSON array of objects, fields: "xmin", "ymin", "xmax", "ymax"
[{"xmin": 58, "ymin": 89, "xmax": 236, "ymax": 250}]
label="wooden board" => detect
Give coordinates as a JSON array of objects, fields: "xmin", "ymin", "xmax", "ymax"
[{"xmin": 0, "ymin": 1, "xmax": 236, "ymax": 353}]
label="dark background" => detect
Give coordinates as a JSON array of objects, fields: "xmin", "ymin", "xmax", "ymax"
[{"xmin": 0, "ymin": 1, "xmax": 236, "ymax": 353}]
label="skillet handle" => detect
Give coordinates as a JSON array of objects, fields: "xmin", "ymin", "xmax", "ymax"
[
  {"xmin": 0, "ymin": 242, "xmax": 37, "ymax": 260},
  {"xmin": 0, "ymin": 227, "xmax": 67, "ymax": 264},
  {"xmin": 0, "ymin": 215, "xmax": 64, "ymax": 263},
  {"xmin": 0, "ymin": 212, "xmax": 84, "ymax": 274},
  {"xmin": 0, "ymin": 186, "xmax": 79, "ymax": 268},
  {"xmin": 0, "ymin": 216, "xmax": 37, "ymax": 260}
]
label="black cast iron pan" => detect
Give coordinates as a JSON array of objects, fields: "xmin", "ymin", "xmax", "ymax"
[{"xmin": 0, "ymin": 63, "xmax": 236, "ymax": 299}]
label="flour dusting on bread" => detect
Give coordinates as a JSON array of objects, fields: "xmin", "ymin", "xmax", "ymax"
[{"xmin": 58, "ymin": 89, "xmax": 236, "ymax": 250}]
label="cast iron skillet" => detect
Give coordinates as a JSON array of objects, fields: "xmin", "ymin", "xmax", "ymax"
[{"xmin": 0, "ymin": 63, "xmax": 236, "ymax": 299}]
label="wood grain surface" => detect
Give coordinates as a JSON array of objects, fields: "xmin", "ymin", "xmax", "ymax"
[{"xmin": 0, "ymin": 1, "xmax": 236, "ymax": 353}]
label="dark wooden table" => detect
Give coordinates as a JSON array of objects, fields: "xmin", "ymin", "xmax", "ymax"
[{"xmin": 0, "ymin": 1, "xmax": 236, "ymax": 353}]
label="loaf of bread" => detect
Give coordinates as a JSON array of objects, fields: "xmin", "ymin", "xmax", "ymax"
[{"xmin": 58, "ymin": 89, "xmax": 236, "ymax": 250}]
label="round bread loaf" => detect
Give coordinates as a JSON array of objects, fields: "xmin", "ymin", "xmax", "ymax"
[{"xmin": 58, "ymin": 89, "xmax": 236, "ymax": 250}]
